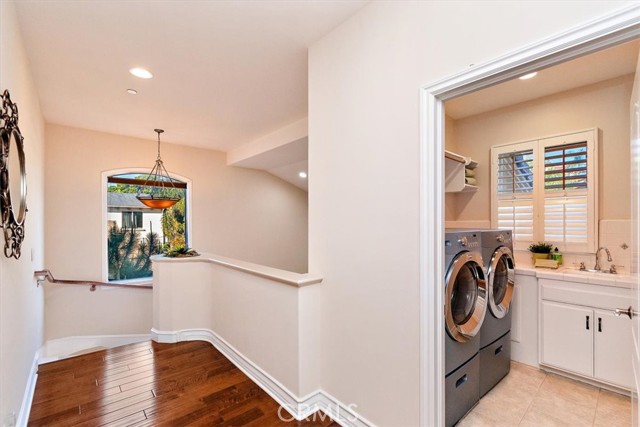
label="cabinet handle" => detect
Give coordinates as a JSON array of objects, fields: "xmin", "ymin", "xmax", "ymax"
[
  {"xmin": 598, "ymin": 317, "xmax": 602, "ymax": 332},
  {"xmin": 586, "ymin": 315, "xmax": 590, "ymax": 330}
]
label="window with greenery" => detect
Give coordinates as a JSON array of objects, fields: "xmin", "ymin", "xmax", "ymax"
[
  {"xmin": 107, "ymin": 173, "xmax": 188, "ymax": 281},
  {"xmin": 491, "ymin": 129, "xmax": 597, "ymax": 253}
]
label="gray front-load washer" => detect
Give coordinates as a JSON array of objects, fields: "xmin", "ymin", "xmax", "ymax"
[{"xmin": 444, "ymin": 230, "xmax": 487, "ymax": 427}]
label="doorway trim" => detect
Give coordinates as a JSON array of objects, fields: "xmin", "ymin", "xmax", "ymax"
[{"xmin": 419, "ymin": 5, "xmax": 640, "ymax": 426}]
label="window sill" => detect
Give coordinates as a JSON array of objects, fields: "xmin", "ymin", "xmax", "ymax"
[{"xmin": 105, "ymin": 277, "xmax": 153, "ymax": 289}]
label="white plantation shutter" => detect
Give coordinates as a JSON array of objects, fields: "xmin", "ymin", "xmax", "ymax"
[
  {"xmin": 544, "ymin": 196, "xmax": 588, "ymax": 244},
  {"xmin": 497, "ymin": 201, "xmax": 534, "ymax": 243},
  {"xmin": 493, "ymin": 145, "xmax": 536, "ymax": 250},
  {"xmin": 497, "ymin": 150, "xmax": 534, "ymax": 194},
  {"xmin": 544, "ymin": 142, "xmax": 588, "ymax": 191},
  {"xmin": 541, "ymin": 137, "xmax": 594, "ymax": 252},
  {"xmin": 492, "ymin": 130, "xmax": 597, "ymax": 254}
]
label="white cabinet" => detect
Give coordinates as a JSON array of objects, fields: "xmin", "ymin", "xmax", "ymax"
[
  {"xmin": 541, "ymin": 301, "xmax": 593, "ymax": 377},
  {"xmin": 594, "ymin": 309, "xmax": 634, "ymax": 389},
  {"xmin": 539, "ymin": 278, "xmax": 633, "ymax": 390}
]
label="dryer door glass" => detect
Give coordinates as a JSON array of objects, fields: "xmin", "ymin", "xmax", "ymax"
[
  {"xmin": 488, "ymin": 247, "xmax": 515, "ymax": 319},
  {"xmin": 493, "ymin": 256, "xmax": 509, "ymax": 305}
]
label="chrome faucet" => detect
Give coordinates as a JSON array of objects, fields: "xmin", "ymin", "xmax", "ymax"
[{"xmin": 594, "ymin": 246, "xmax": 612, "ymax": 271}]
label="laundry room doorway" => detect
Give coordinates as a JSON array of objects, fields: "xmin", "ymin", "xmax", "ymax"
[{"xmin": 419, "ymin": 7, "xmax": 640, "ymax": 427}]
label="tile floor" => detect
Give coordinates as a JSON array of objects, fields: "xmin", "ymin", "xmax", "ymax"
[{"xmin": 458, "ymin": 361, "xmax": 631, "ymax": 426}]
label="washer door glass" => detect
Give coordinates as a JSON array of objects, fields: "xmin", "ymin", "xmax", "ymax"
[
  {"xmin": 488, "ymin": 247, "xmax": 515, "ymax": 318},
  {"xmin": 445, "ymin": 251, "xmax": 487, "ymax": 342}
]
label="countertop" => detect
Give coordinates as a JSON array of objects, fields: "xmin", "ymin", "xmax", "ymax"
[{"xmin": 515, "ymin": 265, "xmax": 637, "ymax": 289}]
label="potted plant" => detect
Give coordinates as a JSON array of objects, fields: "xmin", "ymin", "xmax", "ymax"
[
  {"xmin": 163, "ymin": 246, "xmax": 200, "ymax": 258},
  {"xmin": 528, "ymin": 242, "xmax": 553, "ymax": 261}
]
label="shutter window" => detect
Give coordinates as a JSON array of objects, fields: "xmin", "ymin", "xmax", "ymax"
[
  {"xmin": 544, "ymin": 196, "xmax": 588, "ymax": 244},
  {"xmin": 492, "ymin": 130, "xmax": 596, "ymax": 254},
  {"xmin": 543, "ymin": 141, "xmax": 589, "ymax": 248},
  {"xmin": 497, "ymin": 150, "xmax": 534, "ymax": 195},
  {"xmin": 544, "ymin": 142, "xmax": 587, "ymax": 191},
  {"xmin": 496, "ymin": 149, "xmax": 534, "ymax": 248},
  {"xmin": 497, "ymin": 200, "xmax": 534, "ymax": 249}
]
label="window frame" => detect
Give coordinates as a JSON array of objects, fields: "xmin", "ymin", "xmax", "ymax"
[
  {"xmin": 101, "ymin": 168, "xmax": 193, "ymax": 285},
  {"xmin": 491, "ymin": 129, "xmax": 598, "ymax": 254},
  {"xmin": 121, "ymin": 211, "xmax": 144, "ymax": 229}
]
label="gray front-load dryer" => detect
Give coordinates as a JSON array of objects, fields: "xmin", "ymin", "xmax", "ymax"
[
  {"xmin": 478, "ymin": 229, "xmax": 515, "ymax": 396},
  {"xmin": 444, "ymin": 230, "xmax": 487, "ymax": 427}
]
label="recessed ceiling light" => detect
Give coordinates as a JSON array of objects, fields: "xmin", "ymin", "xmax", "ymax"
[
  {"xmin": 126, "ymin": 89, "xmax": 138, "ymax": 95},
  {"xmin": 298, "ymin": 171, "xmax": 308, "ymax": 179},
  {"xmin": 129, "ymin": 67, "xmax": 153, "ymax": 79},
  {"xmin": 519, "ymin": 72, "xmax": 538, "ymax": 80}
]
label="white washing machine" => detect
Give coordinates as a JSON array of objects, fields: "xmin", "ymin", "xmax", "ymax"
[
  {"xmin": 444, "ymin": 230, "xmax": 487, "ymax": 427},
  {"xmin": 478, "ymin": 229, "xmax": 515, "ymax": 397}
]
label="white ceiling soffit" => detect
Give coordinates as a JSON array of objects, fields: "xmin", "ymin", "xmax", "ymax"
[
  {"xmin": 446, "ymin": 39, "xmax": 640, "ymax": 120},
  {"xmin": 234, "ymin": 137, "xmax": 309, "ymax": 191},
  {"xmin": 228, "ymin": 117, "xmax": 308, "ymax": 191},
  {"xmin": 232, "ymin": 136, "xmax": 308, "ymax": 170},
  {"xmin": 14, "ymin": 1, "xmax": 367, "ymax": 152},
  {"xmin": 269, "ymin": 160, "xmax": 309, "ymax": 192}
]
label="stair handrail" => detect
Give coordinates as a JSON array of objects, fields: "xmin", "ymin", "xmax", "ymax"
[{"xmin": 33, "ymin": 269, "xmax": 152, "ymax": 292}]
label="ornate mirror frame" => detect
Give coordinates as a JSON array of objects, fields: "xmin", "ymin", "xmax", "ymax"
[{"xmin": 0, "ymin": 90, "xmax": 27, "ymax": 259}]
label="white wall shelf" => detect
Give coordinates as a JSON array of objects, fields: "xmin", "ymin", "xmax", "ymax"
[{"xmin": 445, "ymin": 150, "xmax": 478, "ymax": 193}]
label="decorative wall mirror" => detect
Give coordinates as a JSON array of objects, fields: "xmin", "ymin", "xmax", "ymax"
[{"xmin": 0, "ymin": 90, "xmax": 27, "ymax": 259}]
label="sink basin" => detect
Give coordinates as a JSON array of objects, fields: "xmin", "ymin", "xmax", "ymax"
[{"xmin": 578, "ymin": 268, "xmax": 615, "ymax": 274}]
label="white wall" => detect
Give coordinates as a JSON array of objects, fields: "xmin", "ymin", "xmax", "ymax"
[
  {"xmin": 44, "ymin": 124, "xmax": 309, "ymax": 340},
  {"xmin": 308, "ymin": 2, "xmax": 631, "ymax": 425},
  {"xmin": 451, "ymin": 75, "xmax": 633, "ymax": 223},
  {"xmin": 152, "ymin": 257, "xmax": 303, "ymax": 395},
  {"xmin": 0, "ymin": 0, "xmax": 46, "ymax": 423}
]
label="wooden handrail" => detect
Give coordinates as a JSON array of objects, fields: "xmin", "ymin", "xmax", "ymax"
[{"xmin": 34, "ymin": 269, "xmax": 152, "ymax": 292}]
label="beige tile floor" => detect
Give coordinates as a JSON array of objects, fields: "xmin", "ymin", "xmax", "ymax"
[{"xmin": 458, "ymin": 361, "xmax": 631, "ymax": 427}]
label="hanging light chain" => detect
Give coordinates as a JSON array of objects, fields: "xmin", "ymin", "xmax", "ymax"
[{"xmin": 155, "ymin": 128, "xmax": 164, "ymax": 160}]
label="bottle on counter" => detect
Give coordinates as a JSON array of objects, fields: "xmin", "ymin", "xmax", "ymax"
[{"xmin": 551, "ymin": 247, "xmax": 563, "ymax": 265}]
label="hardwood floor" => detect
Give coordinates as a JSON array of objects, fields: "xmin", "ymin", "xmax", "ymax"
[{"xmin": 29, "ymin": 341, "xmax": 339, "ymax": 427}]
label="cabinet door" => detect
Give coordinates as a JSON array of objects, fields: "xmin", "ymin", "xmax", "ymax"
[
  {"xmin": 541, "ymin": 301, "xmax": 593, "ymax": 377},
  {"xmin": 594, "ymin": 309, "xmax": 633, "ymax": 389}
]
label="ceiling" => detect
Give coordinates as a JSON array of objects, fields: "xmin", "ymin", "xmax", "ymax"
[
  {"xmin": 446, "ymin": 39, "xmax": 640, "ymax": 119},
  {"xmin": 14, "ymin": 0, "xmax": 367, "ymax": 152},
  {"xmin": 14, "ymin": 4, "xmax": 639, "ymax": 192}
]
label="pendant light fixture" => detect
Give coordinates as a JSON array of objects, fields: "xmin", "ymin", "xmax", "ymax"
[{"xmin": 136, "ymin": 129, "xmax": 181, "ymax": 209}]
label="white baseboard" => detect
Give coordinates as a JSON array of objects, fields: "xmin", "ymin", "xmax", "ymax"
[
  {"xmin": 540, "ymin": 364, "xmax": 631, "ymax": 396},
  {"xmin": 39, "ymin": 334, "xmax": 150, "ymax": 363},
  {"xmin": 299, "ymin": 391, "xmax": 376, "ymax": 427},
  {"xmin": 150, "ymin": 328, "xmax": 376, "ymax": 427},
  {"xmin": 16, "ymin": 351, "xmax": 39, "ymax": 427}
]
